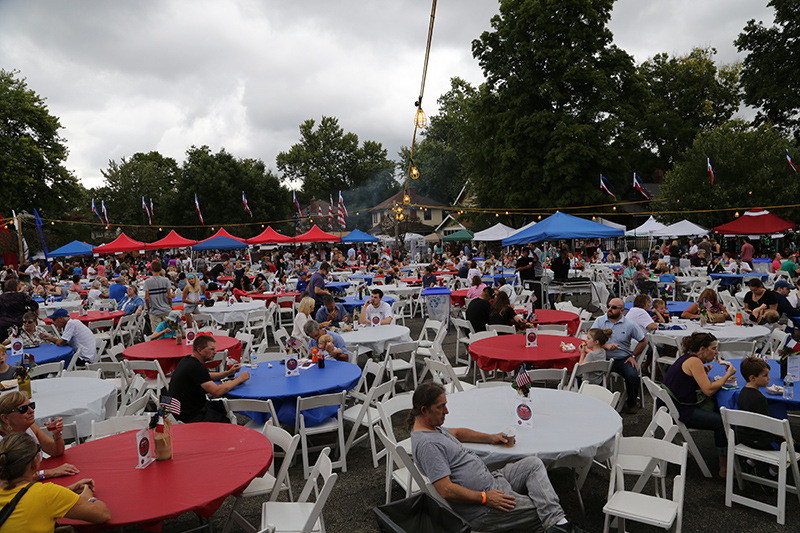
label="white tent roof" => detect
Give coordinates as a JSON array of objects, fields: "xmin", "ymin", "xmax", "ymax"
[
  {"xmin": 626, "ymin": 216, "xmax": 667, "ymax": 236},
  {"xmin": 595, "ymin": 217, "xmax": 626, "ymax": 231},
  {"xmin": 652, "ymin": 220, "xmax": 709, "ymax": 238},
  {"xmin": 473, "ymin": 223, "xmax": 517, "ymax": 241},
  {"xmin": 506, "ymin": 220, "xmax": 537, "ymax": 240}
]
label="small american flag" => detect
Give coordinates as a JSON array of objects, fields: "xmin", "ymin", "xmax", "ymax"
[
  {"xmin": 160, "ymin": 395, "xmax": 181, "ymax": 415},
  {"xmin": 515, "ymin": 366, "xmax": 532, "ymax": 389}
]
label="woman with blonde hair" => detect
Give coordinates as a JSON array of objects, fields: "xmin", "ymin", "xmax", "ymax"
[
  {"xmin": 292, "ymin": 297, "xmax": 316, "ymax": 339},
  {"xmin": 182, "ymin": 274, "xmax": 203, "ymax": 328},
  {"xmin": 0, "ymin": 432, "xmax": 110, "ymax": 530}
]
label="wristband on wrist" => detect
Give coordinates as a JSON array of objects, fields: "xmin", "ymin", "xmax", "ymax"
[
  {"xmin": 38, "ymin": 470, "xmax": 45, "ymax": 481},
  {"xmin": 88, "ymin": 497, "xmax": 97, "ymax": 503},
  {"xmin": 481, "ymin": 491, "xmax": 487, "ymax": 505}
]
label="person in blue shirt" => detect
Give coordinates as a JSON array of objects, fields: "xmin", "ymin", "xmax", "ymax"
[
  {"xmin": 315, "ymin": 294, "xmax": 349, "ymax": 328},
  {"xmin": 295, "ymin": 272, "xmax": 308, "ymax": 294},
  {"xmin": 421, "ymin": 266, "xmax": 437, "ymax": 288},
  {"xmin": 108, "ymin": 279, "xmax": 127, "ymax": 302},
  {"xmin": 303, "ymin": 320, "xmax": 350, "ymax": 361},
  {"xmin": 151, "ymin": 310, "xmax": 182, "ymax": 340},
  {"xmin": 591, "ymin": 298, "xmax": 647, "ymax": 414},
  {"xmin": 118, "ymin": 285, "xmax": 145, "ymax": 317}
]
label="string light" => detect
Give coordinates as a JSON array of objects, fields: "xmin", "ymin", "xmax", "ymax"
[
  {"xmin": 410, "ymin": 167, "xmax": 420, "ymax": 180},
  {"xmin": 159, "ymin": 227, "xmax": 163, "ymax": 231},
  {"xmin": 735, "ymin": 211, "xmax": 740, "ymax": 217},
  {"xmin": 403, "ymin": 194, "xmax": 411, "ymax": 205},
  {"xmin": 414, "ymin": 106, "xmax": 427, "ymax": 129},
  {"xmin": 495, "ymin": 213, "xmax": 499, "ymax": 217},
  {"xmin": 50, "ymin": 221, "xmax": 55, "ymax": 225}
]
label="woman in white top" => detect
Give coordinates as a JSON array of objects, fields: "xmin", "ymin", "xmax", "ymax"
[
  {"xmin": 292, "ymin": 297, "xmax": 316, "ymax": 340},
  {"xmin": 182, "ymin": 274, "xmax": 203, "ymax": 328},
  {"xmin": 86, "ymin": 280, "xmax": 102, "ymax": 301}
]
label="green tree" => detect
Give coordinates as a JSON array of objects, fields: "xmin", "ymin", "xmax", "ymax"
[
  {"xmin": 655, "ymin": 121, "xmax": 800, "ymax": 228},
  {"xmin": 397, "ymin": 78, "xmax": 476, "ymax": 205},
  {"xmin": 636, "ymin": 48, "xmax": 741, "ymax": 170},
  {"xmin": 0, "ymin": 69, "xmax": 86, "ymax": 218},
  {"xmin": 466, "ymin": 0, "xmax": 646, "ymax": 215},
  {"xmin": 736, "ymin": 0, "xmax": 800, "ymax": 138},
  {"xmin": 171, "ymin": 146, "xmax": 291, "ymax": 239}
]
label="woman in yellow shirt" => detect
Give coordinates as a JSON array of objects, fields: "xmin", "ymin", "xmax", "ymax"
[{"xmin": 0, "ymin": 433, "xmax": 110, "ymax": 532}]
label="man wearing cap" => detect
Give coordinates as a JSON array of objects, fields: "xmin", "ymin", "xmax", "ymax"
[
  {"xmin": 295, "ymin": 272, "xmax": 309, "ymax": 294},
  {"xmin": 43, "ymin": 309, "xmax": 97, "ymax": 365},
  {"xmin": 150, "ymin": 310, "xmax": 183, "ymax": 340},
  {"xmin": 772, "ymin": 280, "xmax": 800, "ymax": 318}
]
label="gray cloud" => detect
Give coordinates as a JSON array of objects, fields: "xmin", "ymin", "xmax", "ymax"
[{"xmin": 0, "ymin": 0, "xmax": 775, "ymax": 191}]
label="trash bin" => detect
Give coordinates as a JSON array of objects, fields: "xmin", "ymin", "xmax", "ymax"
[
  {"xmin": 374, "ymin": 493, "xmax": 471, "ymax": 533},
  {"xmin": 421, "ymin": 286, "xmax": 451, "ymax": 325}
]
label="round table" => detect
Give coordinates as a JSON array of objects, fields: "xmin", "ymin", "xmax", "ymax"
[
  {"xmin": 380, "ymin": 285, "xmax": 422, "ymax": 298},
  {"xmin": 710, "ymin": 272, "xmax": 769, "ymax": 286},
  {"xmin": 226, "ymin": 360, "xmax": 362, "ymax": 426},
  {"xmin": 443, "ymin": 386, "xmax": 622, "ymax": 469},
  {"xmin": 527, "ymin": 310, "xmax": 580, "ymax": 336},
  {"xmin": 469, "ymin": 334, "xmax": 582, "ymax": 373},
  {"xmin": 45, "ymin": 423, "xmax": 272, "ymax": 531},
  {"xmin": 247, "ymin": 291, "xmax": 301, "ymax": 307},
  {"xmin": 4, "ymin": 377, "xmax": 117, "ymax": 438},
  {"xmin": 39, "ymin": 300, "xmax": 83, "ymax": 313},
  {"xmin": 340, "ymin": 295, "xmax": 396, "ymax": 314},
  {"xmin": 8, "ymin": 344, "xmax": 74, "ymax": 366},
  {"xmin": 123, "ymin": 335, "xmax": 242, "ymax": 374},
  {"xmin": 202, "ymin": 300, "xmax": 265, "ymax": 324},
  {"xmin": 326, "ymin": 281, "xmax": 351, "ymax": 293},
  {"xmin": 348, "ymin": 274, "xmax": 374, "ymax": 285},
  {"xmin": 653, "ymin": 321, "xmax": 770, "ymax": 344},
  {"xmin": 339, "ymin": 324, "xmax": 412, "ymax": 355},
  {"xmin": 624, "ymin": 301, "xmax": 692, "ymax": 317},
  {"xmin": 450, "ymin": 289, "xmax": 472, "ymax": 307},
  {"xmin": 709, "ymin": 358, "xmax": 799, "ymax": 419},
  {"xmin": 43, "ymin": 310, "xmax": 125, "ymax": 325}
]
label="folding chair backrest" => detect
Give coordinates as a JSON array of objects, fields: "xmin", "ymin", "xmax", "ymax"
[
  {"xmin": 376, "ymin": 393, "xmax": 413, "ymax": 443},
  {"xmin": 566, "ymin": 359, "xmax": 613, "ymax": 390},
  {"xmin": 223, "ymin": 398, "xmax": 279, "ymax": 427},
  {"xmin": 274, "ymin": 327, "xmax": 290, "ymax": 354},
  {"xmin": 468, "ymin": 330, "xmax": 498, "ymax": 343},
  {"xmin": 295, "ymin": 391, "xmax": 346, "ymax": 430},
  {"xmin": 615, "ymin": 434, "xmax": 688, "ymax": 473},
  {"xmin": 452, "ymin": 318, "xmax": 475, "ymax": 337},
  {"xmin": 720, "ymin": 407, "xmax": 792, "ymax": 445},
  {"xmin": 62, "ymin": 369, "xmax": 102, "ymax": 379},
  {"xmin": 30, "ymin": 361, "xmax": 64, "ymax": 379},
  {"xmin": 717, "ymin": 340, "xmax": 757, "ymax": 360},
  {"xmin": 487, "ymin": 324, "xmax": 516, "ymax": 334},
  {"xmin": 644, "ymin": 406, "xmax": 680, "ymax": 442},
  {"xmin": 418, "ymin": 319, "xmax": 442, "ymax": 343},
  {"xmin": 536, "ymin": 324, "xmax": 569, "ymax": 336},
  {"xmin": 578, "ymin": 382, "xmax": 620, "ymax": 409},
  {"xmin": 424, "ymin": 358, "xmax": 463, "ymax": 393},
  {"xmin": 295, "ymin": 447, "xmax": 338, "ymax": 511},
  {"xmin": 125, "ymin": 374, "xmax": 148, "ymax": 403},
  {"xmin": 349, "ymin": 358, "xmax": 386, "ymax": 402},
  {"xmin": 526, "ymin": 368, "xmax": 567, "ymax": 390},
  {"xmin": 385, "ymin": 341, "xmax": 418, "ymax": 358},
  {"xmin": 263, "ymin": 424, "xmax": 301, "ymax": 502},
  {"xmin": 90, "ymin": 415, "xmax": 150, "ymax": 441},
  {"xmin": 119, "ymin": 393, "xmax": 152, "ymax": 416}
]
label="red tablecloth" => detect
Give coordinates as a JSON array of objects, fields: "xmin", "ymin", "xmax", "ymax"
[
  {"xmin": 44, "ymin": 310, "xmax": 125, "ymax": 325},
  {"xmin": 451, "ymin": 289, "xmax": 470, "ymax": 306},
  {"xmin": 469, "ymin": 334, "xmax": 582, "ymax": 373},
  {"xmin": 433, "ymin": 270, "xmax": 458, "ymax": 276},
  {"xmin": 123, "ymin": 335, "xmax": 242, "ymax": 374},
  {"xmin": 247, "ymin": 291, "xmax": 301, "ymax": 307},
  {"xmin": 512, "ymin": 309, "xmax": 581, "ymax": 336},
  {"xmin": 45, "ymin": 423, "xmax": 271, "ymax": 532}
]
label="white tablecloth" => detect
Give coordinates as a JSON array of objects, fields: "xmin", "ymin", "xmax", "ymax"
[
  {"xmin": 547, "ymin": 280, "xmax": 609, "ymax": 310},
  {"xmin": 654, "ymin": 321, "xmax": 770, "ymax": 344},
  {"xmin": 40, "ymin": 300, "xmax": 83, "ymax": 313},
  {"xmin": 444, "ymin": 386, "xmax": 622, "ymax": 469},
  {"xmin": 203, "ymin": 301, "xmax": 265, "ymax": 324},
  {"xmin": 29, "ymin": 378, "xmax": 117, "ymax": 438},
  {"xmin": 339, "ymin": 325, "xmax": 412, "ymax": 355},
  {"xmin": 379, "ymin": 286, "xmax": 421, "ymax": 297}
]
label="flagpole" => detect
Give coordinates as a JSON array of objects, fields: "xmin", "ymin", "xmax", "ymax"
[{"xmin": 15, "ymin": 214, "xmax": 23, "ymax": 261}]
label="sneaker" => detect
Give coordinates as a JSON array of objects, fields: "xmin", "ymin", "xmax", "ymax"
[{"xmin": 547, "ymin": 522, "xmax": 587, "ymax": 533}]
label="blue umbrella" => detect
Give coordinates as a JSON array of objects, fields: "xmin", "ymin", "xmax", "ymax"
[{"xmin": 341, "ymin": 229, "xmax": 379, "ymax": 243}]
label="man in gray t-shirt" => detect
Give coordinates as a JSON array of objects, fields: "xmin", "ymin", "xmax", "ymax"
[
  {"xmin": 144, "ymin": 260, "xmax": 174, "ymax": 331},
  {"xmin": 410, "ymin": 383, "xmax": 585, "ymax": 533}
]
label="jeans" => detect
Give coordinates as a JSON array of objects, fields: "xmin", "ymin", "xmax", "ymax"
[
  {"xmin": 687, "ymin": 407, "xmax": 727, "ymax": 454},
  {"xmin": 611, "ymin": 357, "xmax": 640, "ymax": 407},
  {"xmin": 470, "ymin": 456, "xmax": 566, "ymax": 532}
]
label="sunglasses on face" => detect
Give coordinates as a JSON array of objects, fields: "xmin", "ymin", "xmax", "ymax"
[
  {"xmin": 23, "ymin": 320, "xmax": 35, "ymax": 324},
  {"xmin": 5, "ymin": 402, "xmax": 35, "ymax": 415},
  {"xmin": 608, "ymin": 305, "xmax": 623, "ymax": 310}
]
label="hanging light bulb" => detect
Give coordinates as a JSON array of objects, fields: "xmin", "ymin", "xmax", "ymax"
[
  {"xmin": 414, "ymin": 101, "xmax": 427, "ymax": 129},
  {"xmin": 159, "ymin": 227, "xmax": 163, "ymax": 231},
  {"xmin": 735, "ymin": 211, "xmax": 740, "ymax": 217},
  {"xmin": 613, "ymin": 206, "xmax": 617, "ymax": 211},
  {"xmin": 403, "ymin": 193, "xmax": 410, "ymax": 205},
  {"xmin": 50, "ymin": 221, "xmax": 55, "ymax": 225},
  {"xmin": 495, "ymin": 213, "xmax": 499, "ymax": 217},
  {"xmin": 410, "ymin": 167, "xmax": 420, "ymax": 180},
  {"xmin": 538, "ymin": 215, "xmax": 542, "ymax": 220},
  {"xmin": 748, "ymin": 191, "xmax": 753, "ymax": 195},
  {"xmin": 398, "ymin": 213, "xmax": 404, "ymax": 221},
  {"xmin": 505, "ymin": 211, "xmax": 509, "ymax": 215},
  {"xmin": 261, "ymin": 224, "xmax": 265, "ymax": 228},
  {"xmin": 356, "ymin": 211, "xmax": 359, "ymax": 216},
  {"xmin": 592, "ymin": 216, "xmax": 596, "ymax": 221}
]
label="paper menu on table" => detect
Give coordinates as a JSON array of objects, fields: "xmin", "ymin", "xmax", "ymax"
[{"xmin": 788, "ymin": 356, "xmax": 800, "ymax": 379}]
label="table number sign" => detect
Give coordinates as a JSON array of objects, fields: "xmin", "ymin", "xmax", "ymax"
[
  {"xmin": 285, "ymin": 352, "xmax": 299, "ymax": 377},
  {"xmin": 788, "ymin": 355, "xmax": 800, "ymax": 379},
  {"xmin": 184, "ymin": 328, "xmax": 196, "ymax": 346},
  {"xmin": 228, "ymin": 296, "xmax": 236, "ymax": 306},
  {"xmin": 525, "ymin": 328, "xmax": 538, "ymax": 348},
  {"xmin": 514, "ymin": 396, "xmax": 533, "ymax": 428},
  {"xmin": 9, "ymin": 337, "xmax": 23, "ymax": 357},
  {"xmin": 135, "ymin": 428, "xmax": 155, "ymax": 469},
  {"xmin": 371, "ymin": 315, "xmax": 380, "ymax": 327}
]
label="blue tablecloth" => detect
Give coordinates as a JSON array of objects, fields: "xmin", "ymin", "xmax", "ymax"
[
  {"xmin": 224, "ymin": 360, "xmax": 361, "ymax": 426},
  {"xmin": 172, "ymin": 294, "xmax": 206, "ymax": 304},
  {"xmin": 348, "ymin": 274, "xmax": 374, "ymax": 285},
  {"xmin": 10, "ymin": 344, "xmax": 74, "ymax": 367},
  {"xmin": 34, "ymin": 296, "xmax": 63, "ymax": 303},
  {"xmin": 710, "ymin": 359, "xmax": 799, "ymax": 418},
  {"xmin": 340, "ymin": 296, "xmax": 395, "ymax": 314},
  {"xmin": 624, "ymin": 301, "xmax": 692, "ymax": 317},
  {"xmin": 710, "ymin": 272, "xmax": 769, "ymax": 286},
  {"xmin": 326, "ymin": 282, "xmax": 351, "ymax": 293},
  {"xmin": 481, "ymin": 274, "xmax": 518, "ymax": 287}
]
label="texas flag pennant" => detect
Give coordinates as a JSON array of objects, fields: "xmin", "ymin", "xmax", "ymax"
[
  {"xmin": 633, "ymin": 173, "xmax": 650, "ymax": 199},
  {"xmin": 707, "ymin": 158, "xmax": 715, "ymax": 185},
  {"xmin": 293, "ymin": 191, "xmax": 302, "ymax": 213},
  {"xmin": 142, "ymin": 197, "xmax": 152, "ymax": 225},
  {"xmin": 242, "ymin": 191, "xmax": 253, "ymax": 217},
  {"xmin": 194, "ymin": 194, "xmax": 204, "ymax": 225},
  {"xmin": 787, "ymin": 150, "xmax": 799, "ymax": 173},
  {"xmin": 101, "ymin": 200, "xmax": 109, "ymax": 226},
  {"xmin": 91, "ymin": 199, "xmax": 104, "ymax": 224},
  {"xmin": 600, "ymin": 175, "xmax": 616, "ymax": 199}
]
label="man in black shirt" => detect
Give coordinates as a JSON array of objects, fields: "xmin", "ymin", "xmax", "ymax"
[
  {"xmin": 515, "ymin": 248, "xmax": 535, "ymax": 285},
  {"xmin": 169, "ymin": 335, "xmax": 250, "ymax": 423},
  {"xmin": 466, "ymin": 287, "xmax": 494, "ymax": 333},
  {"xmin": 690, "ymin": 249, "xmax": 708, "ymax": 267}
]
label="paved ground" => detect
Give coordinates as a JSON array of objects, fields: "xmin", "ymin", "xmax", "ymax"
[{"xmin": 132, "ymin": 314, "xmax": 799, "ymax": 533}]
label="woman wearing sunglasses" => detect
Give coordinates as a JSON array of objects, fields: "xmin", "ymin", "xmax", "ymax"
[
  {"xmin": 0, "ymin": 392, "xmax": 79, "ymax": 480},
  {"xmin": 0, "ymin": 433, "xmax": 109, "ymax": 531}
]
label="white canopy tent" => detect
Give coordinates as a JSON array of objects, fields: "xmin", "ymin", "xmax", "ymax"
[
  {"xmin": 595, "ymin": 217, "xmax": 626, "ymax": 231},
  {"xmin": 473, "ymin": 223, "xmax": 517, "ymax": 241},
  {"xmin": 652, "ymin": 220, "xmax": 709, "ymax": 238},
  {"xmin": 506, "ymin": 220, "xmax": 537, "ymax": 240},
  {"xmin": 626, "ymin": 216, "xmax": 667, "ymax": 236}
]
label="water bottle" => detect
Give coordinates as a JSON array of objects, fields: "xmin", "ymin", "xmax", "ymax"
[{"xmin": 784, "ymin": 374, "xmax": 794, "ymax": 400}]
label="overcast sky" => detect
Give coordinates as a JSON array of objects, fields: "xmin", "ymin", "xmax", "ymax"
[{"xmin": 0, "ymin": 0, "xmax": 775, "ymax": 191}]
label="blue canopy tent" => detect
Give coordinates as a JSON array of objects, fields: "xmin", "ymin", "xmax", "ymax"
[
  {"xmin": 49, "ymin": 240, "xmax": 95, "ymax": 257},
  {"xmin": 341, "ymin": 229, "xmax": 379, "ymax": 243},
  {"xmin": 191, "ymin": 236, "xmax": 249, "ymax": 251},
  {"xmin": 502, "ymin": 212, "xmax": 624, "ymax": 246}
]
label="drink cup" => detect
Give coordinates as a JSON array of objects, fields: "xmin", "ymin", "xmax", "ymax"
[{"xmin": 502, "ymin": 426, "xmax": 516, "ymax": 448}]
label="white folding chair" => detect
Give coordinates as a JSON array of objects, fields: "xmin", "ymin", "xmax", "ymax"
[
  {"xmin": 346, "ymin": 358, "xmax": 386, "ymax": 404},
  {"xmin": 235, "ymin": 332, "xmax": 255, "ymax": 364},
  {"xmin": 343, "ymin": 377, "xmax": 397, "ymax": 468},
  {"xmin": 383, "ymin": 341, "xmax": 419, "ymax": 388},
  {"xmin": 123, "ymin": 359, "xmax": 169, "ymax": 396},
  {"xmin": 648, "ymin": 333, "xmax": 682, "ymax": 381},
  {"xmin": 62, "ymin": 369, "xmax": 102, "ymax": 379},
  {"xmin": 642, "ymin": 376, "xmax": 713, "ymax": 478},
  {"xmin": 296, "ymin": 391, "xmax": 347, "ymax": 478},
  {"xmin": 487, "ymin": 324, "xmax": 516, "ymax": 335},
  {"xmin": 276, "ymin": 296, "xmax": 295, "ymax": 328},
  {"xmin": 118, "ymin": 393, "xmax": 154, "ymax": 417},
  {"xmin": 468, "ymin": 330, "xmax": 498, "ymax": 383},
  {"xmin": 537, "ymin": 324, "xmax": 569, "ymax": 336},
  {"xmin": 65, "ymin": 347, "xmax": 83, "ymax": 372},
  {"xmin": 415, "ymin": 319, "xmax": 443, "ymax": 349},
  {"xmin": 376, "ymin": 392, "xmax": 413, "ymax": 455},
  {"xmin": 259, "ymin": 447, "xmax": 338, "ymax": 533},
  {"xmin": 763, "ymin": 328, "xmax": 790, "ymax": 359},
  {"xmin": 223, "ymin": 398, "xmax": 280, "ymax": 431},
  {"xmin": 374, "ymin": 425, "xmax": 423, "ymax": 504},
  {"xmin": 423, "ymin": 357, "xmax": 476, "ymax": 395},
  {"xmin": 222, "ymin": 424, "xmax": 300, "ymax": 533},
  {"xmin": 603, "ymin": 433, "xmax": 688, "ymax": 533},
  {"xmin": 89, "ymin": 415, "xmax": 150, "ymax": 441},
  {"xmin": 717, "ymin": 340, "xmax": 757, "ymax": 360},
  {"xmin": 30, "ymin": 361, "xmax": 64, "ymax": 379},
  {"xmin": 578, "ymin": 382, "xmax": 620, "ymax": 410},
  {"xmin": 451, "ymin": 318, "xmax": 475, "ymax": 369},
  {"xmin": 566, "ymin": 359, "xmax": 613, "ymax": 391},
  {"xmin": 527, "ymin": 368, "xmax": 568, "ymax": 390},
  {"xmin": 721, "ymin": 407, "xmax": 800, "ymax": 524}
]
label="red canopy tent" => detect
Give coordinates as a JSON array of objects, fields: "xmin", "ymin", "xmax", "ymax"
[
  {"xmin": 147, "ymin": 230, "xmax": 198, "ymax": 250},
  {"xmin": 198, "ymin": 228, "xmax": 247, "ymax": 244},
  {"xmin": 93, "ymin": 233, "xmax": 148, "ymax": 254},
  {"xmin": 714, "ymin": 208, "xmax": 796, "ymax": 235},
  {"xmin": 294, "ymin": 224, "xmax": 341, "ymax": 243},
  {"xmin": 247, "ymin": 226, "xmax": 293, "ymax": 245}
]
